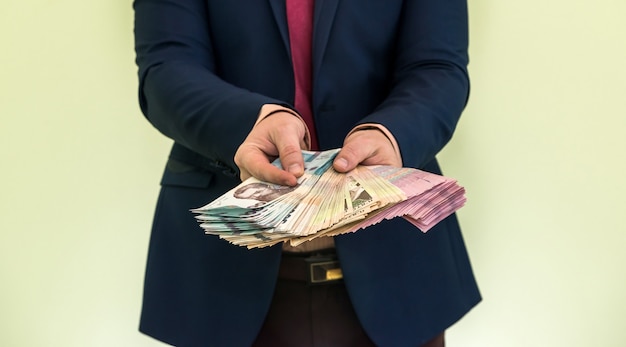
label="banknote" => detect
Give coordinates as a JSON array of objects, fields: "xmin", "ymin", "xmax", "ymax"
[
  {"xmin": 192, "ymin": 149, "xmax": 339, "ymax": 234},
  {"xmin": 192, "ymin": 149, "xmax": 466, "ymax": 248}
]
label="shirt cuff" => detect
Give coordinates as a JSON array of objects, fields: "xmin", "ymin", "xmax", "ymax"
[
  {"xmin": 347, "ymin": 123, "xmax": 403, "ymax": 166},
  {"xmin": 256, "ymin": 104, "xmax": 312, "ymax": 150}
]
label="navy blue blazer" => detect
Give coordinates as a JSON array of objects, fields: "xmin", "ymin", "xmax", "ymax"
[{"xmin": 134, "ymin": 0, "xmax": 481, "ymax": 346}]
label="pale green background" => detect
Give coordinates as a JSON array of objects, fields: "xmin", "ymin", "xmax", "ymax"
[{"xmin": 1, "ymin": 0, "xmax": 624, "ymax": 346}]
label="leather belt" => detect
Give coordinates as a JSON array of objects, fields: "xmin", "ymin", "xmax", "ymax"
[{"xmin": 279, "ymin": 251, "xmax": 343, "ymax": 285}]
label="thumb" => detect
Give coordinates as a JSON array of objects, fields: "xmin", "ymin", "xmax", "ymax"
[
  {"xmin": 276, "ymin": 142, "xmax": 306, "ymax": 178},
  {"xmin": 333, "ymin": 145, "xmax": 361, "ymax": 173}
]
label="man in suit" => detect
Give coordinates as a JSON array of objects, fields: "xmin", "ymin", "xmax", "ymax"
[{"xmin": 134, "ymin": 0, "xmax": 481, "ymax": 346}]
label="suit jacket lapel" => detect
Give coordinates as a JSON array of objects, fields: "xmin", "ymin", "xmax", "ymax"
[
  {"xmin": 312, "ymin": 0, "xmax": 339, "ymax": 78},
  {"xmin": 267, "ymin": 0, "xmax": 291, "ymax": 53}
]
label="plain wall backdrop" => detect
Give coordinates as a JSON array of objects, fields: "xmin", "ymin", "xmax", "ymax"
[{"xmin": 1, "ymin": 1, "xmax": 624, "ymax": 346}]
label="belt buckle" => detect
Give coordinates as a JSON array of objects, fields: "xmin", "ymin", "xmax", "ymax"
[{"xmin": 305, "ymin": 255, "xmax": 343, "ymax": 285}]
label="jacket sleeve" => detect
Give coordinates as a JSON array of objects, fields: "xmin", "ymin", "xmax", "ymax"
[
  {"xmin": 360, "ymin": 0, "xmax": 470, "ymax": 169},
  {"xmin": 133, "ymin": 0, "xmax": 285, "ymax": 172}
]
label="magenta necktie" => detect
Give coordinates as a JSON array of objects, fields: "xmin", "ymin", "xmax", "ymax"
[{"xmin": 286, "ymin": 0, "xmax": 318, "ymax": 150}]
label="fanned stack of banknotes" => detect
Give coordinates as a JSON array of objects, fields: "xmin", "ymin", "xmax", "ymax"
[{"xmin": 192, "ymin": 149, "xmax": 466, "ymax": 249}]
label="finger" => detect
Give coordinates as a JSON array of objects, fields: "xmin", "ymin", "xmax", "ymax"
[
  {"xmin": 275, "ymin": 142, "xmax": 305, "ymax": 178},
  {"xmin": 239, "ymin": 167, "xmax": 251, "ymax": 182},
  {"xmin": 234, "ymin": 112, "xmax": 307, "ymax": 185},
  {"xmin": 236, "ymin": 146, "xmax": 298, "ymax": 186},
  {"xmin": 267, "ymin": 117, "xmax": 307, "ymax": 178},
  {"xmin": 333, "ymin": 129, "xmax": 399, "ymax": 172},
  {"xmin": 333, "ymin": 142, "xmax": 366, "ymax": 172},
  {"xmin": 333, "ymin": 129, "xmax": 378, "ymax": 172}
]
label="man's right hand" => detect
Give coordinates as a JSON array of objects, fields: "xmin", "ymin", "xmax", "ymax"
[{"xmin": 234, "ymin": 111, "xmax": 309, "ymax": 186}]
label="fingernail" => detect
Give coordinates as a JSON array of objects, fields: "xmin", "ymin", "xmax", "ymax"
[
  {"xmin": 335, "ymin": 158, "xmax": 348, "ymax": 170},
  {"xmin": 288, "ymin": 163, "xmax": 302, "ymax": 174}
]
